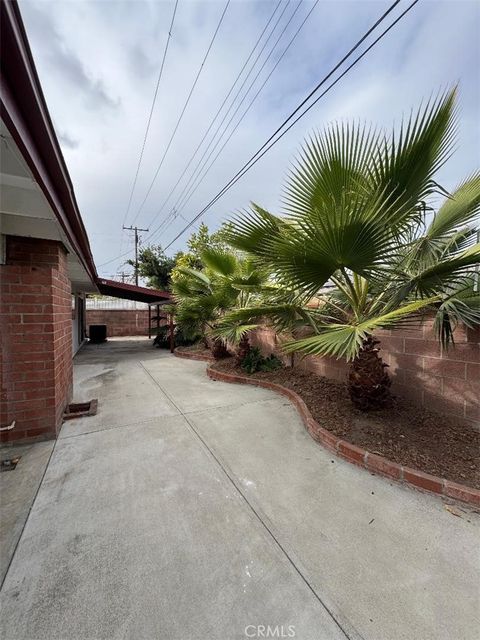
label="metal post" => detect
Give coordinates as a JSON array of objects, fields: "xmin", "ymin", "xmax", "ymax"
[{"xmin": 169, "ymin": 313, "xmax": 174, "ymax": 353}]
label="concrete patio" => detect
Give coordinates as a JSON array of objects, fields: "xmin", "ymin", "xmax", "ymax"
[{"xmin": 0, "ymin": 337, "xmax": 478, "ymax": 640}]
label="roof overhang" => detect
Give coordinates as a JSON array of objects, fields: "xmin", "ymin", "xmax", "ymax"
[
  {"xmin": 96, "ymin": 278, "xmax": 171, "ymax": 304},
  {"xmin": 0, "ymin": 0, "xmax": 97, "ymax": 286}
]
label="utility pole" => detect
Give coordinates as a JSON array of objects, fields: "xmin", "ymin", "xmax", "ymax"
[
  {"xmin": 123, "ymin": 225, "xmax": 148, "ymax": 286},
  {"xmin": 117, "ymin": 271, "xmax": 130, "ymax": 283}
]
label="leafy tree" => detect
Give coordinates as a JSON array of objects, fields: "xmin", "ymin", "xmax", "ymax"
[
  {"xmin": 171, "ymin": 223, "xmax": 233, "ymax": 279},
  {"xmin": 130, "ymin": 224, "xmax": 234, "ymax": 291},
  {"xmin": 222, "ymin": 88, "xmax": 480, "ymax": 410},
  {"xmin": 127, "ymin": 245, "xmax": 176, "ymax": 290}
]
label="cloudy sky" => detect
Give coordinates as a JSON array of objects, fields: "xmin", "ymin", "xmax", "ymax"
[{"xmin": 20, "ymin": 0, "xmax": 480, "ymax": 278}]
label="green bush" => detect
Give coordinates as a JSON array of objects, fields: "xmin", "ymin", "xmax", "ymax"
[
  {"xmin": 153, "ymin": 326, "xmax": 199, "ymax": 349},
  {"xmin": 241, "ymin": 347, "xmax": 282, "ymax": 374}
]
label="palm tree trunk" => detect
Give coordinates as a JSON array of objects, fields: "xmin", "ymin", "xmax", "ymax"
[
  {"xmin": 235, "ymin": 334, "xmax": 251, "ymax": 366},
  {"xmin": 211, "ymin": 337, "xmax": 229, "ymax": 360},
  {"xmin": 348, "ymin": 335, "xmax": 391, "ymax": 411}
]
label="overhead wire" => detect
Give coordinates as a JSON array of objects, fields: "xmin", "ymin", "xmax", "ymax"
[
  {"xmin": 151, "ymin": 0, "xmax": 306, "ymax": 241},
  {"xmin": 121, "ymin": 0, "xmax": 179, "ymax": 230},
  {"xmin": 98, "ymin": 0, "xmax": 418, "ymax": 268},
  {"xmin": 162, "ymin": 0, "xmax": 420, "ymax": 250},
  {"xmin": 142, "ymin": 0, "xmax": 286, "ymax": 235},
  {"xmin": 154, "ymin": 0, "xmax": 319, "ymax": 243},
  {"xmin": 118, "ymin": 0, "xmax": 179, "ymax": 265},
  {"xmin": 129, "ymin": 0, "xmax": 231, "ymax": 225}
]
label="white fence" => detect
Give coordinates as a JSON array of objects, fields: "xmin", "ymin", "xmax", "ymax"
[{"xmin": 86, "ymin": 297, "xmax": 149, "ymax": 310}]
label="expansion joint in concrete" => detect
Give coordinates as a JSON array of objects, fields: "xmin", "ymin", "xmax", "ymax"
[{"xmin": 139, "ymin": 363, "xmax": 359, "ymax": 640}]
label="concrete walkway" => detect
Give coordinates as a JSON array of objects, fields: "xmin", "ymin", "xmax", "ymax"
[{"xmin": 1, "ymin": 338, "xmax": 478, "ymax": 640}]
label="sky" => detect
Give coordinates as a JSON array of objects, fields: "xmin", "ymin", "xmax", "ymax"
[{"xmin": 20, "ymin": 0, "xmax": 480, "ymax": 279}]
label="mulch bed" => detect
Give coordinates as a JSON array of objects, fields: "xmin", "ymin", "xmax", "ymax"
[
  {"xmin": 175, "ymin": 344, "xmax": 212, "ymax": 358},
  {"xmin": 211, "ymin": 358, "xmax": 479, "ymax": 488}
]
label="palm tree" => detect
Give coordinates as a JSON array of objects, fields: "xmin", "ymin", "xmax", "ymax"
[
  {"xmin": 172, "ymin": 249, "xmax": 266, "ymax": 360},
  {"xmin": 222, "ymin": 88, "xmax": 480, "ymax": 409}
]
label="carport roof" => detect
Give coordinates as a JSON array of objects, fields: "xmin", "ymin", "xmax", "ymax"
[{"xmin": 96, "ymin": 278, "xmax": 171, "ymax": 304}]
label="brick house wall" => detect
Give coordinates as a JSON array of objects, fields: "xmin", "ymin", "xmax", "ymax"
[
  {"xmin": 0, "ymin": 236, "xmax": 73, "ymax": 442},
  {"xmin": 251, "ymin": 320, "xmax": 479, "ymax": 426},
  {"xmin": 86, "ymin": 309, "xmax": 150, "ymax": 337}
]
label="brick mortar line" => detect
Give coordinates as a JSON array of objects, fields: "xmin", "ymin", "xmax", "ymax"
[{"xmin": 207, "ymin": 366, "xmax": 480, "ymax": 507}]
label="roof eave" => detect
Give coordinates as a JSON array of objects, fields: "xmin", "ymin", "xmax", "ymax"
[{"xmin": 0, "ymin": 0, "xmax": 97, "ymax": 284}]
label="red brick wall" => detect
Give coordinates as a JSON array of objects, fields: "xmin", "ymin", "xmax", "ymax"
[
  {"xmin": 86, "ymin": 309, "xmax": 150, "ymax": 337},
  {"xmin": 0, "ymin": 236, "xmax": 73, "ymax": 443},
  {"xmin": 251, "ymin": 320, "xmax": 479, "ymax": 426}
]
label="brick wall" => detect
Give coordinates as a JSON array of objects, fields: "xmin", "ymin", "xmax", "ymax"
[
  {"xmin": 0, "ymin": 236, "xmax": 73, "ymax": 443},
  {"xmin": 251, "ymin": 320, "xmax": 479, "ymax": 426},
  {"xmin": 86, "ymin": 309, "xmax": 150, "ymax": 337}
]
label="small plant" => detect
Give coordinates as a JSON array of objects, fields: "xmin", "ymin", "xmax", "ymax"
[
  {"xmin": 241, "ymin": 347, "xmax": 282, "ymax": 374},
  {"xmin": 260, "ymin": 354, "xmax": 283, "ymax": 372},
  {"xmin": 153, "ymin": 326, "xmax": 169, "ymax": 349}
]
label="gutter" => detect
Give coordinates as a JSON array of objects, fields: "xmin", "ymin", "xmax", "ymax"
[{"xmin": 0, "ymin": 0, "xmax": 98, "ymax": 284}]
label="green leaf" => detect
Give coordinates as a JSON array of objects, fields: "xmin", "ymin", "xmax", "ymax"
[
  {"xmin": 212, "ymin": 323, "xmax": 258, "ymax": 345},
  {"xmin": 369, "ymin": 88, "xmax": 458, "ymax": 225},
  {"xmin": 284, "ymin": 297, "xmax": 438, "ymax": 360},
  {"xmin": 201, "ymin": 248, "xmax": 237, "ymax": 277},
  {"xmin": 427, "ymin": 172, "xmax": 480, "ymax": 240}
]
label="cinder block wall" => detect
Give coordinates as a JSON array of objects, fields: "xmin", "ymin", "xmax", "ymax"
[
  {"xmin": 251, "ymin": 320, "xmax": 479, "ymax": 426},
  {"xmin": 0, "ymin": 236, "xmax": 73, "ymax": 443},
  {"xmin": 86, "ymin": 309, "xmax": 150, "ymax": 336}
]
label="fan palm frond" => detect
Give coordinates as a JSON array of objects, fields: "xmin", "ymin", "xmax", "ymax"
[{"xmin": 283, "ymin": 297, "xmax": 438, "ymax": 361}]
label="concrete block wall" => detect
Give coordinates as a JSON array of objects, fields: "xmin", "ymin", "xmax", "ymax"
[
  {"xmin": 0, "ymin": 236, "xmax": 73, "ymax": 442},
  {"xmin": 86, "ymin": 309, "xmax": 150, "ymax": 337},
  {"xmin": 251, "ymin": 320, "xmax": 479, "ymax": 426}
]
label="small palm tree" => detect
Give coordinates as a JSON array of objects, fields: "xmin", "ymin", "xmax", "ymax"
[
  {"xmin": 223, "ymin": 88, "xmax": 480, "ymax": 409},
  {"xmin": 172, "ymin": 249, "xmax": 266, "ymax": 360}
]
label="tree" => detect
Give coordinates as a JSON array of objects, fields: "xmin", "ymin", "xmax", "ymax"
[
  {"xmin": 171, "ymin": 222, "xmax": 233, "ymax": 280},
  {"xmin": 127, "ymin": 245, "xmax": 176, "ymax": 290},
  {"xmin": 223, "ymin": 88, "xmax": 480, "ymax": 410},
  {"xmin": 172, "ymin": 248, "xmax": 266, "ymax": 360}
]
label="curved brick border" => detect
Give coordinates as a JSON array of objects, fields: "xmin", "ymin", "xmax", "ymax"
[
  {"xmin": 207, "ymin": 366, "xmax": 480, "ymax": 507},
  {"xmin": 174, "ymin": 348, "xmax": 215, "ymax": 363}
]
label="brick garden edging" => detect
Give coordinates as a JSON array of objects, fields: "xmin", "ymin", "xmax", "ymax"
[
  {"xmin": 206, "ymin": 366, "xmax": 480, "ymax": 507},
  {"xmin": 174, "ymin": 348, "xmax": 215, "ymax": 363}
]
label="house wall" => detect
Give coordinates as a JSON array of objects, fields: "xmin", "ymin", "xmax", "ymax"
[
  {"xmin": 0, "ymin": 236, "xmax": 73, "ymax": 442},
  {"xmin": 72, "ymin": 294, "xmax": 86, "ymax": 354},
  {"xmin": 251, "ymin": 320, "xmax": 479, "ymax": 427},
  {"xmin": 86, "ymin": 309, "xmax": 150, "ymax": 337}
]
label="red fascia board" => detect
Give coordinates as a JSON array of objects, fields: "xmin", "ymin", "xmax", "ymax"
[
  {"xmin": 0, "ymin": 0, "xmax": 97, "ymax": 283},
  {"xmin": 96, "ymin": 278, "xmax": 171, "ymax": 303}
]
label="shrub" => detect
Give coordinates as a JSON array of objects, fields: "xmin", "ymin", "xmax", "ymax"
[
  {"xmin": 153, "ymin": 326, "xmax": 198, "ymax": 349},
  {"xmin": 241, "ymin": 347, "xmax": 282, "ymax": 374}
]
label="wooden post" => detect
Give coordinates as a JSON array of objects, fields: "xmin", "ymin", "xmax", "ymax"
[{"xmin": 169, "ymin": 313, "xmax": 174, "ymax": 353}]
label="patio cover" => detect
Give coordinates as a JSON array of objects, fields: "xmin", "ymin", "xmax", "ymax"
[{"xmin": 96, "ymin": 278, "xmax": 171, "ymax": 304}]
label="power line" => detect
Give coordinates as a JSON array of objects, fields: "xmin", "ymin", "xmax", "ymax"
[
  {"xmin": 129, "ymin": 0, "xmax": 231, "ymax": 225},
  {"xmin": 98, "ymin": 0, "xmax": 417, "ymax": 268},
  {"xmin": 152, "ymin": 0, "xmax": 306, "ymax": 242},
  {"xmin": 163, "ymin": 0, "xmax": 419, "ymax": 250},
  {"xmin": 121, "ymin": 0, "xmax": 179, "ymax": 229},
  {"xmin": 154, "ymin": 0, "xmax": 319, "ymax": 243},
  {"xmin": 141, "ymin": 0, "xmax": 285, "ymax": 236}
]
